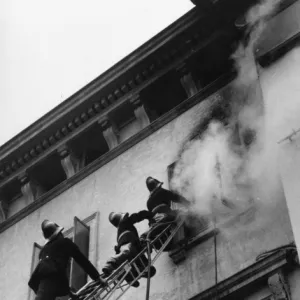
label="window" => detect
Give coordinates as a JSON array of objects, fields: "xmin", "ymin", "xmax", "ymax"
[
  {"xmin": 140, "ymin": 71, "xmax": 187, "ymax": 118},
  {"xmin": 167, "ymin": 162, "xmax": 214, "ymax": 247},
  {"xmin": 28, "ymin": 243, "xmax": 42, "ymax": 300},
  {"xmin": 69, "ymin": 217, "xmax": 90, "ymax": 291},
  {"xmin": 28, "ymin": 213, "xmax": 99, "ymax": 299},
  {"xmin": 29, "ymin": 153, "xmax": 67, "ymax": 193},
  {"xmin": 69, "ymin": 124, "xmax": 109, "ymax": 167}
]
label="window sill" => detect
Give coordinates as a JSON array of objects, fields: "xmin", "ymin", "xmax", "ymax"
[{"xmin": 169, "ymin": 225, "xmax": 218, "ymax": 264}]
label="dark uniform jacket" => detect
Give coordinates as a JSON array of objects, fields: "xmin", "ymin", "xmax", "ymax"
[
  {"xmin": 28, "ymin": 236, "xmax": 99, "ymax": 295},
  {"xmin": 115, "ymin": 211, "xmax": 154, "ymax": 248},
  {"xmin": 147, "ymin": 187, "xmax": 190, "ymax": 212}
]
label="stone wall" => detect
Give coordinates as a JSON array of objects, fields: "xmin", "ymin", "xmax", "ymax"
[{"xmin": 0, "ymin": 78, "xmax": 296, "ymax": 300}]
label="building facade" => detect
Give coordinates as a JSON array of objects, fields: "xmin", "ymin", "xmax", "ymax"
[{"xmin": 0, "ymin": 0, "xmax": 300, "ymax": 299}]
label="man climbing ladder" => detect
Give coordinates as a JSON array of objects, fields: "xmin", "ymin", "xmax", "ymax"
[
  {"xmin": 141, "ymin": 176, "xmax": 190, "ymax": 250},
  {"xmin": 102, "ymin": 210, "xmax": 156, "ymax": 287},
  {"xmin": 73, "ymin": 216, "xmax": 185, "ymax": 300},
  {"xmin": 68, "ymin": 177, "xmax": 191, "ymax": 300}
]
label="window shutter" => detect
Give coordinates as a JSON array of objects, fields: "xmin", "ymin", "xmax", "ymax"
[
  {"xmin": 28, "ymin": 242, "xmax": 42, "ymax": 300},
  {"xmin": 70, "ymin": 216, "xmax": 90, "ymax": 291}
]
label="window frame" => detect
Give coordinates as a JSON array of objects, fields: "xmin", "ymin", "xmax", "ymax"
[
  {"xmin": 27, "ymin": 242, "xmax": 43, "ymax": 300},
  {"xmin": 27, "ymin": 212, "xmax": 99, "ymax": 299}
]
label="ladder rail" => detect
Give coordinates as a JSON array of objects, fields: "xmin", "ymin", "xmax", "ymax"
[
  {"xmin": 98, "ymin": 267, "xmax": 133, "ymax": 300},
  {"xmin": 113, "ymin": 219, "xmax": 185, "ymax": 300},
  {"xmin": 74, "ymin": 261, "xmax": 132, "ymax": 300},
  {"xmin": 104, "ymin": 221, "xmax": 179, "ymax": 300},
  {"xmin": 74, "ymin": 217, "xmax": 185, "ymax": 300},
  {"xmin": 150, "ymin": 219, "xmax": 184, "ymax": 265},
  {"xmin": 74, "ymin": 260, "xmax": 130, "ymax": 299}
]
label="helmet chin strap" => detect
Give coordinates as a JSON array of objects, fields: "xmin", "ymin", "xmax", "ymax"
[{"xmin": 149, "ymin": 181, "xmax": 163, "ymax": 195}]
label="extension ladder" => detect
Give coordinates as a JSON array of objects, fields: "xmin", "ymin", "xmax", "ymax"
[{"xmin": 72, "ymin": 218, "xmax": 185, "ymax": 300}]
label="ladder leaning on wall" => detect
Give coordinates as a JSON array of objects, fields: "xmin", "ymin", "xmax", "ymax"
[{"xmin": 69, "ymin": 218, "xmax": 185, "ymax": 300}]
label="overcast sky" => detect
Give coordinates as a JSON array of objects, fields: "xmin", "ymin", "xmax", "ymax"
[{"xmin": 0, "ymin": 0, "xmax": 193, "ymax": 146}]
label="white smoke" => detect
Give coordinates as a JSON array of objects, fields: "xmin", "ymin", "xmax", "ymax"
[
  {"xmin": 171, "ymin": 0, "xmax": 285, "ymax": 230},
  {"xmin": 171, "ymin": 122, "xmax": 242, "ymax": 214}
]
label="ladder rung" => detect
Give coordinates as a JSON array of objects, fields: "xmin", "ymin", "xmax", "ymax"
[
  {"xmin": 139, "ymin": 257, "xmax": 147, "ymax": 269},
  {"xmin": 164, "ymin": 231, "xmax": 169, "ymax": 239},
  {"xmin": 76, "ymin": 219, "xmax": 185, "ymax": 300},
  {"xmin": 156, "ymin": 239, "xmax": 163, "ymax": 249},
  {"xmin": 132, "ymin": 262, "xmax": 140, "ymax": 274}
]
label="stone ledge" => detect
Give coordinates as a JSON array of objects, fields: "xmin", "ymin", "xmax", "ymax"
[
  {"xmin": 169, "ymin": 225, "xmax": 218, "ymax": 264},
  {"xmin": 257, "ymin": 33, "xmax": 300, "ymax": 68},
  {"xmin": 189, "ymin": 247, "xmax": 298, "ymax": 300}
]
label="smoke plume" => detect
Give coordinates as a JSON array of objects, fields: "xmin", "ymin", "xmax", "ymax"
[{"xmin": 171, "ymin": 0, "xmax": 286, "ymax": 230}]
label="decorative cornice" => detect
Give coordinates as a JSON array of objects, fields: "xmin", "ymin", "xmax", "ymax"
[
  {"xmin": 0, "ymin": 8, "xmax": 201, "ymax": 162},
  {"xmin": 0, "ymin": 72, "xmax": 234, "ymax": 234},
  {"xmin": 0, "ymin": 0, "xmax": 296, "ymax": 185},
  {"xmin": 0, "ymin": 29, "xmax": 225, "ymax": 188},
  {"xmin": 189, "ymin": 247, "xmax": 297, "ymax": 300}
]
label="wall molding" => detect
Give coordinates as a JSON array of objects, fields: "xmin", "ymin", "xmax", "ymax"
[{"xmin": 189, "ymin": 248, "xmax": 298, "ymax": 300}]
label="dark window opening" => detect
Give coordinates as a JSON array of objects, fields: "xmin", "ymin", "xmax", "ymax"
[
  {"xmin": 2, "ymin": 179, "xmax": 22, "ymax": 203},
  {"xmin": 190, "ymin": 36, "xmax": 235, "ymax": 88},
  {"xmin": 29, "ymin": 153, "xmax": 67, "ymax": 192},
  {"xmin": 140, "ymin": 71, "xmax": 187, "ymax": 118},
  {"xmin": 69, "ymin": 123, "xmax": 109, "ymax": 167},
  {"xmin": 110, "ymin": 102, "xmax": 136, "ymax": 130}
]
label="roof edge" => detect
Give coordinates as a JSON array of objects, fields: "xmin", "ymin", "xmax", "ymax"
[{"xmin": 0, "ymin": 7, "xmax": 198, "ymax": 157}]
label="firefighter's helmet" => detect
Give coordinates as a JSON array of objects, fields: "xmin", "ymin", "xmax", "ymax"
[
  {"xmin": 109, "ymin": 212, "xmax": 127, "ymax": 227},
  {"xmin": 146, "ymin": 177, "xmax": 163, "ymax": 192},
  {"xmin": 41, "ymin": 220, "xmax": 64, "ymax": 240}
]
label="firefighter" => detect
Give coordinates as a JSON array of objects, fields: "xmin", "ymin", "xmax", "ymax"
[
  {"xmin": 141, "ymin": 177, "xmax": 190, "ymax": 250},
  {"xmin": 28, "ymin": 220, "xmax": 106, "ymax": 300},
  {"xmin": 102, "ymin": 211, "xmax": 156, "ymax": 287},
  {"xmin": 145, "ymin": 176, "xmax": 190, "ymax": 221}
]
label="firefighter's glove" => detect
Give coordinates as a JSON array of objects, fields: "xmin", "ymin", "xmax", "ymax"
[
  {"xmin": 114, "ymin": 245, "xmax": 121, "ymax": 254},
  {"xmin": 69, "ymin": 291, "xmax": 79, "ymax": 300},
  {"xmin": 148, "ymin": 218, "xmax": 155, "ymax": 227},
  {"xmin": 96, "ymin": 276, "xmax": 108, "ymax": 287}
]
